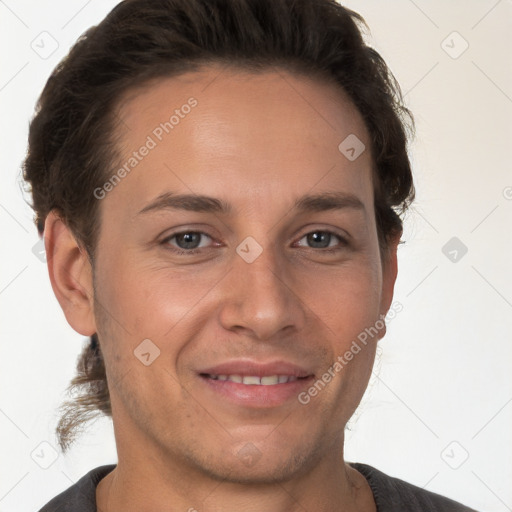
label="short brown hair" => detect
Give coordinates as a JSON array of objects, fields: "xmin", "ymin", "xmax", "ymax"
[{"xmin": 23, "ymin": 0, "xmax": 414, "ymax": 451}]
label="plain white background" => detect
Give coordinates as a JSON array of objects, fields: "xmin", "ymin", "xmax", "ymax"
[{"xmin": 1, "ymin": 1, "xmax": 511, "ymax": 511}]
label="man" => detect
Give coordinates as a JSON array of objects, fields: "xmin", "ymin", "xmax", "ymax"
[{"xmin": 24, "ymin": 0, "xmax": 477, "ymax": 510}]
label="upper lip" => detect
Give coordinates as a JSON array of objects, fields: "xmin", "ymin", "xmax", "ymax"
[{"xmin": 199, "ymin": 359, "xmax": 313, "ymax": 378}]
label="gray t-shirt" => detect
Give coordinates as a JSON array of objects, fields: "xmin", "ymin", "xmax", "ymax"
[{"xmin": 38, "ymin": 462, "xmax": 478, "ymax": 511}]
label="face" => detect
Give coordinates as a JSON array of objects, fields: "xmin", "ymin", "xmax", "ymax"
[{"xmin": 88, "ymin": 66, "xmax": 397, "ymax": 483}]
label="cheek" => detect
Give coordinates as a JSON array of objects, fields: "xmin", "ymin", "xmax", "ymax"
[
  {"xmin": 94, "ymin": 250, "xmax": 225, "ymax": 352},
  {"xmin": 99, "ymin": 252, "xmax": 185, "ymax": 315},
  {"xmin": 135, "ymin": 267, "xmax": 225, "ymax": 330},
  {"xmin": 294, "ymin": 256, "xmax": 383, "ymax": 342}
]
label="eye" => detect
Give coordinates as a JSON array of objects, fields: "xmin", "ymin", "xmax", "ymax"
[
  {"xmin": 161, "ymin": 229, "xmax": 347, "ymax": 255},
  {"xmin": 295, "ymin": 230, "xmax": 346, "ymax": 250},
  {"xmin": 163, "ymin": 231, "xmax": 214, "ymax": 251}
]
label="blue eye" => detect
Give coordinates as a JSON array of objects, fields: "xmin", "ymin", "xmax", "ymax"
[
  {"xmin": 296, "ymin": 231, "xmax": 346, "ymax": 250},
  {"xmin": 160, "ymin": 229, "xmax": 347, "ymax": 256},
  {"xmin": 164, "ymin": 232, "xmax": 213, "ymax": 251}
]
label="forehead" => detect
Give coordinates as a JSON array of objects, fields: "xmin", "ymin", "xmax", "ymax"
[{"xmin": 107, "ymin": 65, "xmax": 374, "ymax": 217}]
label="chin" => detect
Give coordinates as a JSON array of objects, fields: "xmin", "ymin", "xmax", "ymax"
[
  {"xmin": 182, "ymin": 436, "xmax": 324, "ymax": 485},
  {"xmin": 198, "ymin": 458, "xmax": 307, "ymax": 486}
]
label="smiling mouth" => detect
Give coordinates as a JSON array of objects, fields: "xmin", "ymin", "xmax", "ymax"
[{"xmin": 201, "ymin": 374, "xmax": 311, "ymax": 385}]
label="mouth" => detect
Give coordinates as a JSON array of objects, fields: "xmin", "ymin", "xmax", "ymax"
[
  {"xmin": 201, "ymin": 374, "xmax": 309, "ymax": 385},
  {"xmin": 197, "ymin": 361, "xmax": 314, "ymax": 407}
]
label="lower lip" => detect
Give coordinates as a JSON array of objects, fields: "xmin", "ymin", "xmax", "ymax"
[{"xmin": 199, "ymin": 375, "xmax": 314, "ymax": 408}]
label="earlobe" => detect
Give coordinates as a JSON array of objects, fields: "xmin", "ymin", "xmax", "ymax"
[{"xmin": 44, "ymin": 210, "xmax": 96, "ymax": 336}]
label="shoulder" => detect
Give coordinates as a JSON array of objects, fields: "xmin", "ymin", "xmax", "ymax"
[
  {"xmin": 37, "ymin": 465, "xmax": 116, "ymax": 512},
  {"xmin": 349, "ymin": 462, "xmax": 478, "ymax": 512}
]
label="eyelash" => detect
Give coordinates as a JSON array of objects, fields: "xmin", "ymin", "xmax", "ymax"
[{"xmin": 161, "ymin": 230, "xmax": 349, "ymax": 255}]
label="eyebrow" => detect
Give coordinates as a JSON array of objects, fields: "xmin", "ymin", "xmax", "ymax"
[{"xmin": 137, "ymin": 191, "xmax": 365, "ymax": 216}]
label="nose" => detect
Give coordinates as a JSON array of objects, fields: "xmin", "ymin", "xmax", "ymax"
[{"xmin": 218, "ymin": 242, "xmax": 306, "ymax": 341}]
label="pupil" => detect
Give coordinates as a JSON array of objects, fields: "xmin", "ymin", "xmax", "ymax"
[
  {"xmin": 307, "ymin": 232, "xmax": 330, "ymax": 248},
  {"xmin": 176, "ymin": 232, "xmax": 200, "ymax": 249}
]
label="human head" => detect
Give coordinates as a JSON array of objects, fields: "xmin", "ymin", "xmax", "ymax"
[{"xmin": 23, "ymin": 0, "xmax": 414, "ymax": 452}]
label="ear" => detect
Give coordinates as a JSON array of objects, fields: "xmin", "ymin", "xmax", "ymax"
[
  {"xmin": 44, "ymin": 210, "xmax": 96, "ymax": 336},
  {"xmin": 378, "ymin": 230, "xmax": 401, "ymax": 339}
]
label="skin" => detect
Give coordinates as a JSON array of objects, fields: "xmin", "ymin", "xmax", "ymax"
[{"xmin": 45, "ymin": 65, "xmax": 400, "ymax": 511}]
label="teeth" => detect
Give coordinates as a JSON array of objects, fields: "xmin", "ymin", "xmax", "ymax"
[
  {"xmin": 243, "ymin": 375, "xmax": 261, "ymax": 385},
  {"xmin": 208, "ymin": 374, "xmax": 298, "ymax": 385},
  {"xmin": 261, "ymin": 375, "xmax": 279, "ymax": 385}
]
